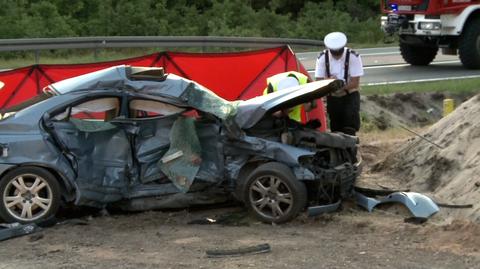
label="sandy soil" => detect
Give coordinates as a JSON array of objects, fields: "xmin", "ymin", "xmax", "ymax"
[
  {"xmin": 374, "ymin": 94, "xmax": 480, "ymax": 222},
  {"xmin": 0, "ymin": 203, "xmax": 478, "ymax": 269}
]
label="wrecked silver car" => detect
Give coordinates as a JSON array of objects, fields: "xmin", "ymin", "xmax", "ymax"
[{"xmin": 0, "ymin": 65, "xmax": 361, "ymax": 224}]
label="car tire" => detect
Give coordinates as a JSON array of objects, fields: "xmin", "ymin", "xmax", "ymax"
[
  {"xmin": 244, "ymin": 162, "xmax": 307, "ymax": 224},
  {"xmin": 459, "ymin": 18, "xmax": 480, "ymax": 69},
  {"xmin": 0, "ymin": 166, "xmax": 61, "ymax": 223},
  {"xmin": 400, "ymin": 41, "xmax": 438, "ymax": 66}
]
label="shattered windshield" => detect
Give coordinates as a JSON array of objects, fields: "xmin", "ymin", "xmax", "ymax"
[
  {"xmin": 0, "ymin": 91, "xmax": 55, "ymax": 120},
  {"xmin": 182, "ymin": 82, "xmax": 238, "ymax": 120}
]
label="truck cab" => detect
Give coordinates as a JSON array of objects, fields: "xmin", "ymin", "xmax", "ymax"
[{"xmin": 381, "ymin": 0, "xmax": 480, "ymax": 69}]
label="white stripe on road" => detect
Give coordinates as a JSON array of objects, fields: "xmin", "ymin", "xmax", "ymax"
[
  {"xmin": 356, "ymin": 47, "xmax": 398, "ymax": 52},
  {"xmin": 307, "ymin": 68, "xmax": 480, "ymax": 85},
  {"xmin": 364, "ymin": 74, "xmax": 480, "ymax": 86},
  {"xmin": 362, "ymin": 51, "xmax": 400, "ymax": 56},
  {"xmin": 307, "ymin": 60, "xmax": 461, "ymax": 73},
  {"xmin": 298, "ymin": 51, "xmax": 399, "ymax": 60},
  {"xmin": 364, "ymin": 60, "xmax": 461, "ymax": 69}
]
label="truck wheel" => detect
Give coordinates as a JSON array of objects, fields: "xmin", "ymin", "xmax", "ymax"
[
  {"xmin": 400, "ymin": 42, "xmax": 438, "ymax": 66},
  {"xmin": 459, "ymin": 18, "xmax": 480, "ymax": 69},
  {"xmin": 244, "ymin": 162, "xmax": 307, "ymax": 224},
  {"xmin": 0, "ymin": 167, "xmax": 61, "ymax": 223}
]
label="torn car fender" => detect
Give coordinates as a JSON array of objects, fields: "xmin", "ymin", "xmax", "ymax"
[
  {"xmin": 0, "ymin": 163, "xmax": 15, "ymax": 178},
  {"xmin": 355, "ymin": 191, "xmax": 439, "ymax": 219},
  {"xmin": 225, "ymin": 135, "xmax": 316, "ymax": 166}
]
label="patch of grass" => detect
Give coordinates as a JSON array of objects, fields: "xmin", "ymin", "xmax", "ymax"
[
  {"xmin": 360, "ymin": 111, "xmax": 379, "ymax": 132},
  {"xmin": 0, "ymin": 47, "xmax": 218, "ymax": 69},
  {"xmin": 0, "ymin": 49, "xmax": 149, "ymax": 69},
  {"xmin": 362, "ymin": 78, "xmax": 480, "ymax": 95}
]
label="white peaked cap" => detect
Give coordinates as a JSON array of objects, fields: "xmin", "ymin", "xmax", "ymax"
[
  {"xmin": 277, "ymin": 77, "xmax": 300, "ymax": 91},
  {"xmin": 324, "ymin": 32, "xmax": 347, "ymax": 50}
]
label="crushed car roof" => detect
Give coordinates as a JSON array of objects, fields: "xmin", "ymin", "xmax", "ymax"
[
  {"xmin": 48, "ymin": 65, "xmax": 238, "ymax": 120},
  {"xmin": 48, "ymin": 65, "xmax": 194, "ymax": 98},
  {"xmin": 46, "ymin": 65, "xmax": 343, "ymax": 128}
]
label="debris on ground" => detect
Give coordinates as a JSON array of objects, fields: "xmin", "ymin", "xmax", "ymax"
[
  {"xmin": 404, "ymin": 217, "xmax": 428, "ymax": 225},
  {"xmin": 307, "ymin": 200, "xmax": 341, "ymax": 217},
  {"xmin": 0, "ymin": 223, "xmax": 41, "ymax": 241},
  {"xmin": 187, "ymin": 218, "xmax": 217, "ymax": 225},
  {"xmin": 206, "ymin": 243, "xmax": 271, "ymax": 258},
  {"xmin": 188, "ymin": 210, "xmax": 250, "ymax": 226},
  {"xmin": 355, "ymin": 191, "xmax": 439, "ymax": 219},
  {"xmin": 57, "ymin": 218, "xmax": 90, "ymax": 226},
  {"xmin": 375, "ymin": 94, "xmax": 480, "ymax": 222}
]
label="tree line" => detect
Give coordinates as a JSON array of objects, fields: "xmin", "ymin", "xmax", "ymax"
[{"xmin": 0, "ymin": 0, "xmax": 383, "ymax": 44}]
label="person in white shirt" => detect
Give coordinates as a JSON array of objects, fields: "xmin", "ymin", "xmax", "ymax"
[{"xmin": 315, "ymin": 32, "xmax": 364, "ymax": 136}]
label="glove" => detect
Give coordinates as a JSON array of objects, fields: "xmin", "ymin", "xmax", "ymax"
[{"xmin": 305, "ymin": 119, "xmax": 321, "ymax": 129}]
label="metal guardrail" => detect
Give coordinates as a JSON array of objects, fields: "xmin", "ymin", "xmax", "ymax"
[{"xmin": 0, "ymin": 36, "xmax": 324, "ymax": 52}]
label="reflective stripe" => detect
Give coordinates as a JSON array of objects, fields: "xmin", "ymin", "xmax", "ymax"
[
  {"xmin": 263, "ymin": 71, "xmax": 308, "ymax": 122},
  {"xmin": 266, "ymin": 71, "xmax": 308, "ymax": 89},
  {"xmin": 287, "ymin": 106, "xmax": 302, "ymax": 122}
]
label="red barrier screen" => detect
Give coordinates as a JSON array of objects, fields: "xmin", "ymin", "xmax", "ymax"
[{"xmin": 0, "ymin": 46, "xmax": 326, "ymax": 130}]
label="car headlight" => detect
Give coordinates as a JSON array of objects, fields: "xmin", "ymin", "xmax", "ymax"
[{"xmin": 418, "ymin": 21, "xmax": 441, "ymax": 30}]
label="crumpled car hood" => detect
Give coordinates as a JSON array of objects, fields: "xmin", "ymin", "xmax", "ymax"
[{"xmin": 235, "ymin": 79, "xmax": 343, "ymax": 129}]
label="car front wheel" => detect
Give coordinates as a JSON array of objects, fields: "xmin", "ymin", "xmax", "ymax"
[
  {"xmin": 244, "ymin": 162, "xmax": 307, "ymax": 224},
  {"xmin": 399, "ymin": 41, "xmax": 438, "ymax": 66},
  {"xmin": 0, "ymin": 167, "xmax": 60, "ymax": 223}
]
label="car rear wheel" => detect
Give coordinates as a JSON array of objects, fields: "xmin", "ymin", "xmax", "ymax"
[
  {"xmin": 244, "ymin": 162, "xmax": 307, "ymax": 223},
  {"xmin": 0, "ymin": 167, "xmax": 60, "ymax": 223}
]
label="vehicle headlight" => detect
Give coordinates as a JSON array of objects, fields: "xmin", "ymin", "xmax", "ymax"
[{"xmin": 418, "ymin": 22, "xmax": 441, "ymax": 30}]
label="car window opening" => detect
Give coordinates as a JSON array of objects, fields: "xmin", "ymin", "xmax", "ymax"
[
  {"xmin": 129, "ymin": 99, "xmax": 186, "ymax": 119},
  {"xmin": 51, "ymin": 97, "xmax": 120, "ymax": 132}
]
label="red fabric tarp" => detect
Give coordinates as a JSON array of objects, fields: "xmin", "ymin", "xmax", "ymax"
[{"xmin": 0, "ymin": 46, "xmax": 326, "ymax": 130}]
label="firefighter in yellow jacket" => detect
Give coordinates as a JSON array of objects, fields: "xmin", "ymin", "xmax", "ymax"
[{"xmin": 263, "ymin": 71, "xmax": 309, "ymax": 122}]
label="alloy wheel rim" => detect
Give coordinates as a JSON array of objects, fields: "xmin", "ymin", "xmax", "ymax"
[
  {"xmin": 3, "ymin": 174, "xmax": 52, "ymax": 221},
  {"xmin": 249, "ymin": 175, "xmax": 293, "ymax": 220}
]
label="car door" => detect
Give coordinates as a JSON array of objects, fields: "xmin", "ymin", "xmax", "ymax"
[
  {"xmin": 48, "ymin": 96, "xmax": 133, "ymax": 205},
  {"xmin": 128, "ymin": 98, "xmax": 187, "ymax": 186},
  {"xmin": 129, "ymin": 98, "xmax": 225, "ymax": 193}
]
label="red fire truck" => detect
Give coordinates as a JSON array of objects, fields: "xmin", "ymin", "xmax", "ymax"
[{"xmin": 381, "ymin": 0, "xmax": 480, "ymax": 69}]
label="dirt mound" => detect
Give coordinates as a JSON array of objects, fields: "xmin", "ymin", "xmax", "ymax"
[
  {"xmin": 373, "ymin": 94, "xmax": 480, "ymax": 222},
  {"xmin": 361, "ymin": 92, "xmax": 472, "ymax": 130}
]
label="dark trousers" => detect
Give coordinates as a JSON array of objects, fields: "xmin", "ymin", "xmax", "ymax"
[{"xmin": 326, "ymin": 91, "xmax": 360, "ymax": 136}]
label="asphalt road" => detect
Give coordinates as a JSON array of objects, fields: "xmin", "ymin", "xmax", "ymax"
[{"xmin": 297, "ymin": 47, "xmax": 480, "ymax": 85}]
